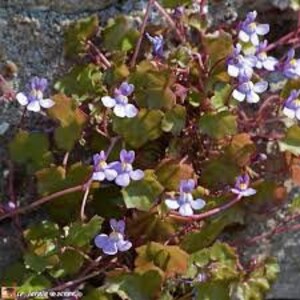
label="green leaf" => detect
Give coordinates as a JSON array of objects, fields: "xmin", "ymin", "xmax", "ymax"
[
  {"xmin": 290, "ymin": 195, "xmax": 300, "ymax": 213},
  {"xmin": 65, "ymin": 215, "xmax": 103, "ymax": 247},
  {"xmin": 281, "ymin": 79, "xmax": 300, "ymax": 98},
  {"xmin": 64, "ymin": 15, "xmax": 99, "ymax": 59},
  {"xmin": 36, "ymin": 163, "xmax": 92, "ymax": 223},
  {"xmin": 194, "ymin": 281, "xmax": 230, "ymax": 300},
  {"xmin": 24, "ymin": 221, "xmax": 60, "ymax": 241},
  {"xmin": 106, "ymin": 270, "xmax": 162, "ymax": 300},
  {"xmin": 203, "ymin": 31, "xmax": 233, "ymax": 67},
  {"xmin": 130, "ymin": 61, "xmax": 176, "ymax": 109},
  {"xmin": 122, "ymin": 170, "xmax": 164, "ymax": 211},
  {"xmin": 103, "ymin": 16, "xmax": 139, "ymax": 52},
  {"xmin": 135, "ymin": 242, "xmax": 189, "ymax": 278},
  {"xmin": 198, "ymin": 111, "xmax": 237, "ymax": 139},
  {"xmin": 82, "ymin": 289, "xmax": 113, "ymax": 300},
  {"xmin": 0, "ymin": 262, "xmax": 29, "ymax": 285},
  {"xmin": 162, "ymin": 105, "xmax": 186, "ymax": 135},
  {"xmin": 211, "ymin": 83, "xmax": 232, "ymax": 111},
  {"xmin": 160, "ymin": 0, "xmax": 192, "ymax": 8},
  {"xmin": 128, "ymin": 212, "xmax": 176, "ymax": 243},
  {"xmin": 24, "ymin": 253, "xmax": 50, "ymax": 274},
  {"xmin": 48, "ymin": 94, "xmax": 87, "ymax": 151},
  {"xmin": 113, "ymin": 109, "xmax": 164, "ymax": 148},
  {"xmin": 18, "ymin": 275, "xmax": 51, "ymax": 293},
  {"xmin": 54, "ymin": 64, "xmax": 103, "ymax": 102},
  {"xmin": 181, "ymin": 207, "xmax": 244, "ymax": 253},
  {"xmin": 9, "ymin": 130, "xmax": 53, "ymax": 171},
  {"xmin": 279, "ymin": 125, "xmax": 300, "ymax": 155},
  {"xmin": 155, "ymin": 159, "xmax": 194, "ymax": 191}
]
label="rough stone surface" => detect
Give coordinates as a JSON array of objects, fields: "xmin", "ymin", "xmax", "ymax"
[{"xmin": 0, "ymin": 0, "xmax": 300, "ymax": 298}]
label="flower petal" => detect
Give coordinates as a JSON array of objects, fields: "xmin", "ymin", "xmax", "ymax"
[
  {"xmin": 253, "ymin": 81, "xmax": 268, "ymax": 93},
  {"xmin": 246, "ymin": 91, "xmax": 260, "ymax": 103},
  {"xmin": 102, "ymin": 96, "xmax": 116, "ymax": 108},
  {"xmin": 117, "ymin": 239, "xmax": 132, "ymax": 252},
  {"xmin": 190, "ymin": 198, "xmax": 206, "ymax": 210},
  {"xmin": 16, "ymin": 93, "xmax": 29, "ymax": 106},
  {"xmin": 256, "ymin": 24, "xmax": 270, "ymax": 35},
  {"xmin": 110, "ymin": 219, "xmax": 125, "ymax": 233},
  {"xmin": 104, "ymin": 168, "xmax": 118, "ymax": 181},
  {"xmin": 179, "ymin": 203, "xmax": 194, "ymax": 216},
  {"xmin": 296, "ymin": 109, "xmax": 300, "ymax": 121},
  {"xmin": 27, "ymin": 100, "xmax": 41, "ymax": 112},
  {"xmin": 263, "ymin": 57, "xmax": 278, "ymax": 71},
  {"xmin": 40, "ymin": 98, "xmax": 55, "ymax": 108},
  {"xmin": 130, "ymin": 169, "xmax": 144, "ymax": 181},
  {"xmin": 238, "ymin": 30, "xmax": 250, "ymax": 42},
  {"xmin": 283, "ymin": 107, "xmax": 296, "ymax": 119},
  {"xmin": 250, "ymin": 33, "xmax": 259, "ymax": 46},
  {"xmin": 165, "ymin": 199, "xmax": 180, "ymax": 210},
  {"xmin": 241, "ymin": 188, "xmax": 256, "ymax": 197},
  {"xmin": 113, "ymin": 104, "xmax": 126, "ymax": 118},
  {"xmin": 115, "ymin": 173, "xmax": 130, "ymax": 187},
  {"xmin": 92, "ymin": 171, "xmax": 105, "ymax": 181},
  {"xmin": 231, "ymin": 188, "xmax": 241, "ymax": 195},
  {"xmin": 102, "ymin": 239, "xmax": 118, "ymax": 255},
  {"xmin": 94, "ymin": 234, "xmax": 109, "ymax": 249},
  {"xmin": 233, "ymin": 89, "xmax": 246, "ymax": 102},
  {"xmin": 125, "ymin": 104, "xmax": 138, "ymax": 118},
  {"xmin": 227, "ymin": 64, "xmax": 239, "ymax": 77}
]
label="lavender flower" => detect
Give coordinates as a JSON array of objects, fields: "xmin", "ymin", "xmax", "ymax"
[
  {"xmin": 101, "ymin": 82, "xmax": 138, "ymax": 118},
  {"xmin": 238, "ymin": 11, "xmax": 270, "ymax": 46},
  {"xmin": 231, "ymin": 174, "xmax": 256, "ymax": 198},
  {"xmin": 282, "ymin": 90, "xmax": 300, "ymax": 120},
  {"xmin": 227, "ymin": 44, "xmax": 257, "ymax": 79},
  {"xmin": 146, "ymin": 33, "xmax": 164, "ymax": 57},
  {"xmin": 112, "ymin": 150, "xmax": 144, "ymax": 187},
  {"xmin": 233, "ymin": 78, "xmax": 268, "ymax": 103},
  {"xmin": 94, "ymin": 219, "xmax": 132, "ymax": 255},
  {"xmin": 255, "ymin": 40, "xmax": 278, "ymax": 71},
  {"xmin": 92, "ymin": 151, "xmax": 118, "ymax": 182},
  {"xmin": 16, "ymin": 77, "xmax": 54, "ymax": 112},
  {"xmin": 281, "ymin": 49, "xmax": 300, "ymax": 79},
  {"xmin": 165, "ymin": 179, "xmax": 206, "ymax": 217}
]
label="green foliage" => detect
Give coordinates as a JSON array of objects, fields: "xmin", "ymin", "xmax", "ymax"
[
  {"xmin": 135, "ymin": 242, "xmax": 189, "ymax": 278},
  {"xmin": 198, "ymin": 111, "xmax": 237, "ymax": 139},
  {"xmin": 103, "ymin": 16, "xmax": 139, "ymax": 52},
  {"xmin": 113, "ymin": 109, "xmax": 164, "ymax": 148},
  {"xmin": 279, "ymin": 125, "xmax": 300, "ymax": 156},
  {"xmin": 54, "ymin": 64, "xmax": 103, "ymax": 102},
  {"xmin": 160, "ymin": 0, "xmax": 192, "ymax": 8},
  {"xmin": 162, "ymin": 105, "xmax": 186, "ymax": 135},
  {"xmin": 9, "ymin": 130, "xmax": 53, "ymax": 171},
  {"xmin": 130, "ymin": 61, "xmax": 176, "ymax": 109},
  {"xmin": 48, "ymin": 94, "xmax": 87, "ymax": 151},
  {"xmin": 122, "ymin": 170, "xmax": 164, "ymax": 211},
  {"xmin": 64, "ymin": 15, "xmax": 99, "ymax": 59}
]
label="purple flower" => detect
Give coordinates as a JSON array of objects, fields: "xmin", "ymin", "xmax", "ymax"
[
  {"xmin": 101, "ymin": 82, "xmax": 138, "ymax": 118},
  {"xmin": 146, "ymin": 33, "xmax": 164, "ymax": 57},
  {"xmin": 255, "ymin": 40, "xmax": 278, "ymax": 71},
  {"xmin": 233, "ymin": 78, "xmax": 268, "ymax": 103},
  {"xmin": 238, "ymin": 11, "xmax": 270, "ymax": 46},
  {"xmin": 92, "ymin": 151, "xmax": 118, "ymax": 182},
  {"xmin": 94, "ymin": 219, "xmax": 132, "ymax": 255},
  {"xmin": 231, "ymin": 174, "xmax": 256, "ymax": 198},
  {"xmin": 16, "ymin": 77, "xmax": 54, "ymax": 112},
  {"xmin": 281, "ymin": 49, "xmax": 300, "ymax": 79},
  {"xmin": 227, "ymin": 44, "xmax": 257, "ymax": 79},
  {"xmin": 282, "ymin": 90, "xmax": 300, "ymax": 120},
  {"xmin": 112, "ymin": 150, "xmax": 144, "ymax": 187},
  {"xmin": 165, "ymin": 179, "xmax": 206, "ymax": 217}
]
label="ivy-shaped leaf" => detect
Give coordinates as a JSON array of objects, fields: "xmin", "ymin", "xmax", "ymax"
[
  {"xmin": 135, "ymin": 242, "xmax": 189, "ymax": 278},
  {"xmin": 122, "ymin": 170, "xmax": 164, "ymax": 211},
  {"xmin": 64, "ymin": 15, "xmax": 99, "ymax": 59},
  {"xmin": 162, "ymin": 105, "xmax": 186, "ymax": 135},
  {"xmin": 103, "ymin": 16, "xmax": 139, "ymax": 52},
  {"xmin": 9, "ymin": 130, "xmax": 53, "ymax": 171},
  {"xmin": 130, "ymin": 61, "xmax": 176, "ymax": 109},
  {"xmin": 279, "ymin": 125, "xmax": 300, "ymax": 156},
  {"xmin": 113, "ymin": 109, "xmax": 164, "ymax": 148}
]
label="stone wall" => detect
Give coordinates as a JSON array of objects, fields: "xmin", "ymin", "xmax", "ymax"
[{"xmin": 0, "ymin": 0, "xmax": 299, "ymax": 299}]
